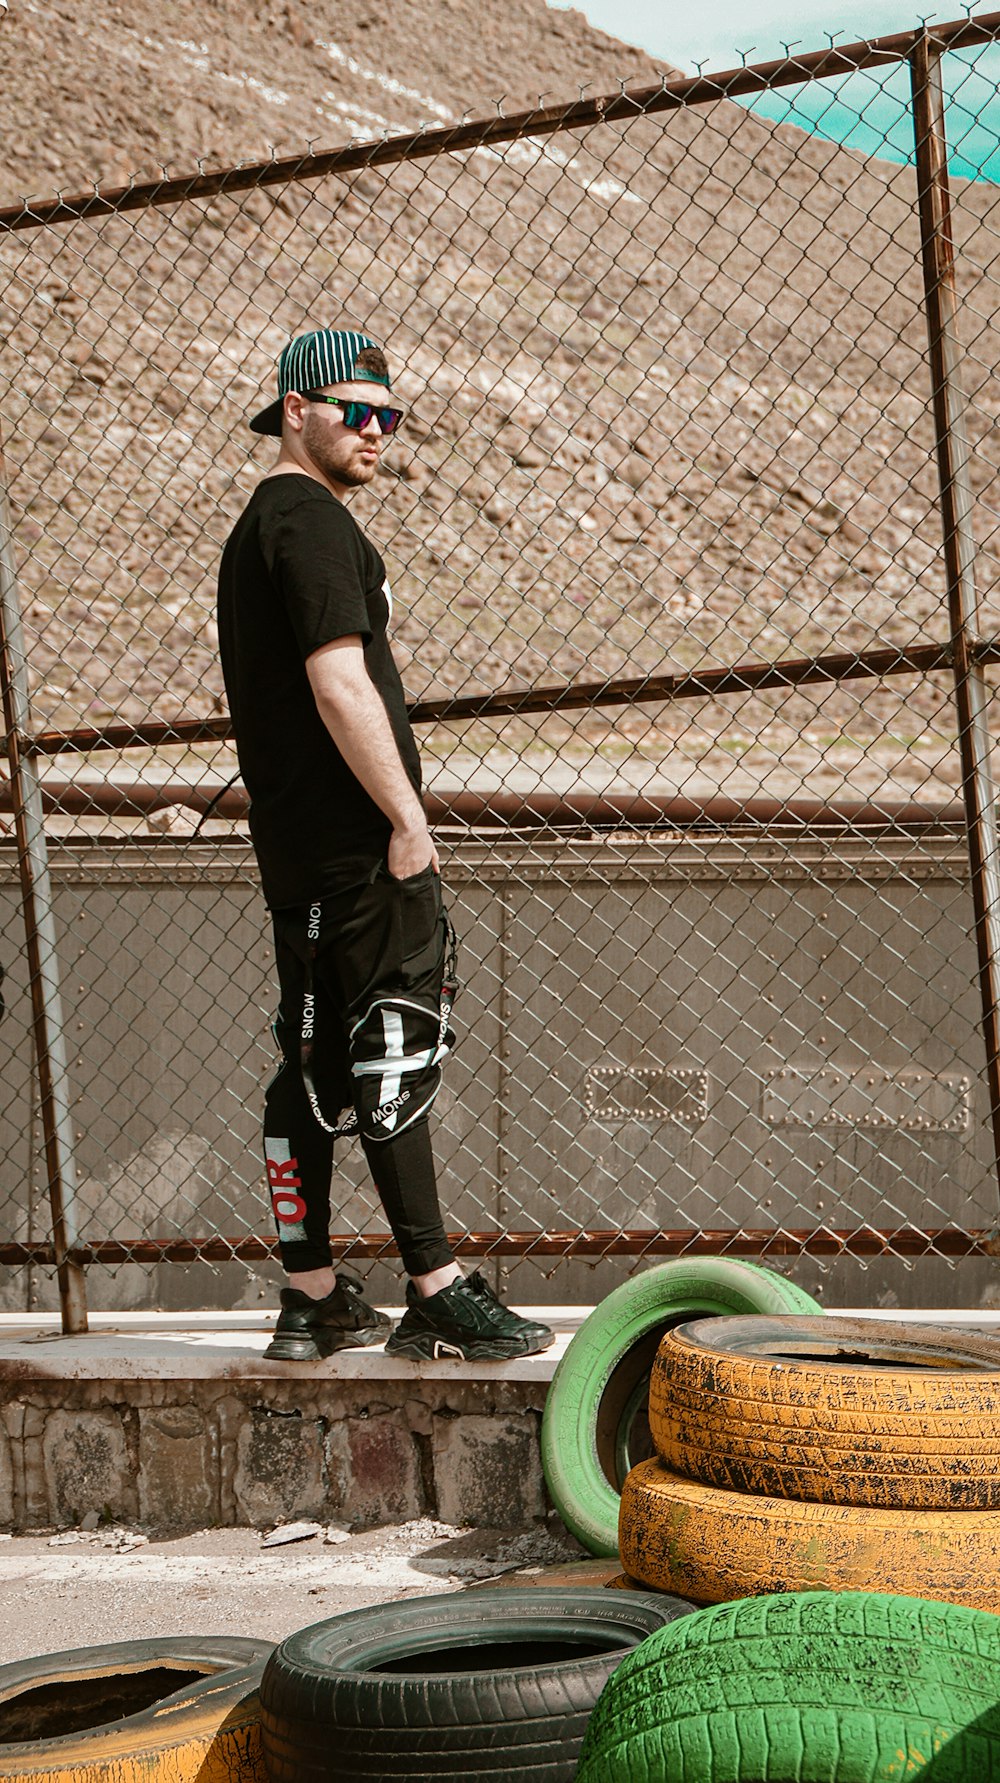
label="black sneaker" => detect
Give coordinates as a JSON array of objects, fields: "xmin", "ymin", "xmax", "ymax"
[
  {"xmin": 263, "ymin": 1274, "xmax": 392, "ymax": 1361},
  {"xmin": 384, "ymin": 1271, "xmax": 555, "ymax": 1361}
]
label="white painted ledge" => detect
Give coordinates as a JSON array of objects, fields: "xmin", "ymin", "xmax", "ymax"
[
  {"xmin": 0, "ymin": 1308, "xmax": 584, "ymax": 1384},
  {"xmin": 0, "ymin": 1305, "xmax": 997, "ymax": 1384}
]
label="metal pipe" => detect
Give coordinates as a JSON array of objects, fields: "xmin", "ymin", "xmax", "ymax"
[
  {"xmin": 24, "ymin": 716, "xmax": 233, "ymax": 757},
  {"xmin": 0, "ymin": 779, "xmax": 966, "ymax": 829},
  {"xmin": 910, "ymin": 37, "xmax": 1000, "ymax": 1219},
  {"xmin": 1, "ymin": 12, "xmax": 998, "ymax": 235},
  {"xmin": 428, "ymin": 792, "xmax": 965, "ymax": 829},
  {"xmin": 408, "ymin": 641, "xmax": 956, "ymax": 725},
  {"xmin": 19, "ymin": 638, "xmax": 964, "ymax": 758},
  {"xmin": 0, "ymin": 458, "xmax": 86, "ymax": 1333},
  {"xmin": 0, "ymin": 1227, "xmax": 993, "ymax": 1264}
]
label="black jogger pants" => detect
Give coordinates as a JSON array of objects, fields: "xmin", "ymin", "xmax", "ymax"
[{"xmin": 263, "ymin": 857, "xmax": 456, "ymax": 1278}]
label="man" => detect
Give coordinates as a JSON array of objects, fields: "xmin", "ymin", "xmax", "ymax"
[{"xmin": 218, "ymin": 326, "xmax": 553, "ymax": 1364}]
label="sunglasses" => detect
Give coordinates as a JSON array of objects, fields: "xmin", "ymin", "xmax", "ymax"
[{"xmin": 302, "ymin": 392, "xmax": 404, "ymax": 434}]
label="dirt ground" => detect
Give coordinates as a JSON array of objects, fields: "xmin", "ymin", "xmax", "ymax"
[{"xmin": 0, "ymin": 1518, "xmax": 584, "ymax": 1664}]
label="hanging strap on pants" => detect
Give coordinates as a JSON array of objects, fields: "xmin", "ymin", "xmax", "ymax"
[{"xmin": 299, "ymin": 888, "xmax": 458, "ymax": 1142}]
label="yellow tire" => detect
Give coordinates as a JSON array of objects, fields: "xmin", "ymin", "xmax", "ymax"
[
  {"xmin": 650, "ymin": 1314, "xmax": 1000, "ymax": 1509},
  {"xmin": 0, "ymin": 1636, "xmax": 270, "ymax": 1782},
  {"xmin": 619, "ymin": 1457, "xmax": 1000, "ymax": 1610}
]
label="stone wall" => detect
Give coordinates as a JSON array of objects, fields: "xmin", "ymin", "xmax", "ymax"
[{"xmin": 0, "ymin": 1375, "xmax": 549, "ymax": 1535}]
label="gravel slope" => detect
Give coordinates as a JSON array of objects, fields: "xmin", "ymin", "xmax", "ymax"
[{"xmin": 1, "ymin": 1, "xmax": 996, "ymax": 803}]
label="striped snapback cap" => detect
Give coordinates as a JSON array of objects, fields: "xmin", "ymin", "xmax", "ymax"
[{"xmin": 249, "ymin": 328, "xmax": 390, "ymax": 435}]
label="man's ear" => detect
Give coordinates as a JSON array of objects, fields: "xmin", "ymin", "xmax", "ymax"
[{"xmin": 283, "ymin": 391, "xmax": 307, "ymax": 433}]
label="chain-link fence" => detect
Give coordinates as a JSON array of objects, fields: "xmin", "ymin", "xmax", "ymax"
[{"xmin": 2, "ymin": 13, "xmax": 1000, "ymax": 1327}]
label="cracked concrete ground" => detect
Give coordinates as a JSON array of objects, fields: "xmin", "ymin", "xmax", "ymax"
[{"xmin": 0, "ymin": 1519, "xmax": 585, "ymax": 1663}]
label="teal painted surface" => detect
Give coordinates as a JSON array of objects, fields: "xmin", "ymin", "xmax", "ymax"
[
  {"xmin": 554, "ymin": 2, "xmax": 1000, "ymax": 186},
  {"xmin": 744, "ymin": 45, "xmax": 1000, "ymax": 185}
]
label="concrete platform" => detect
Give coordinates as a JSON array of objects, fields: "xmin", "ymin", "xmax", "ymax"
[
  {"xmin": 0, "ymin": 1307, "xmax": 582, "ymax": 1382},
  {"xmin": 0, "ymin": 1306, "xmax": 997, "ymax": 1540},
  {"xmin": 0, "ymin": 1307, "xmax": 584, "ymax": 1539}
]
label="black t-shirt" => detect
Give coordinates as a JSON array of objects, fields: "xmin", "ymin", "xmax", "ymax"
[{"xmin": 217, "ymin": 474, "xmax": 422, "ymax": 909}]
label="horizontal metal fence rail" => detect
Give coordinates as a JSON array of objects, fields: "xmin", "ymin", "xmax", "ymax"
[
  {"xmin": 0, "ymin": 785, "xmax": 969, "ymax": 826},
  {"xmin": 3, "ymin": 640, "xmax": 967, "ymax": 755},
  {"xmin": 0, "ymin": 15, "xmax": 996, "ymax": 233},
  {"xmin": 1, "ymin": 1228, "xmax": 997, "ymax": 1267},
  {"xmin": 2, "ymin": 12, "xmax": 1000, "ymax": 1321}
]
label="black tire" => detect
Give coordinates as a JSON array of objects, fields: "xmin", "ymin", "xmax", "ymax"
[
  {"xmin": 0, "ymin": 1635, "xmax": 272, "ymax": 1781},
  {"xmin": 259, "ymin": 1587, "xmax": 694, "ymax": 1783}
]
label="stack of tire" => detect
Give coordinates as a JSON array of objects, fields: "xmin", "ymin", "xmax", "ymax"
[
  {"xmin": 540, "ymin": 1260, "xmax": 823, "ymax": 1558},
  {"xmin": 619, "ymin": 1312, "xmax": 1000, "ymax": 1608}
]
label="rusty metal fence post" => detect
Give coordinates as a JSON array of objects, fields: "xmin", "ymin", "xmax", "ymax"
[
  {"xmin": 910, "ymin": 32, "xmax": 1000, "ymax": 1220},
  {"xmin": 0, "ymin": 454, "xmax": 86, "ymax": 1332}
]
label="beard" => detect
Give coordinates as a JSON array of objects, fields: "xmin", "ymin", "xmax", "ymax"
[{"xmin": 302, "ymin": 413, "xmax": 378, "ymax": 488}]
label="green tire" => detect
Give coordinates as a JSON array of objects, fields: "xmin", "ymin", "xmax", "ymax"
[
  {"xmin": 576, "ymin": 1590, "xmax": 1000, "ymax": 1781},
  {"xmin": 540, "ymin": 1259, "xmax": 821, "ymax": 1557}
]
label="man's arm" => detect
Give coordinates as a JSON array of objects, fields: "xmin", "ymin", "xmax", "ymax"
[{"xmin": 306, "ymin": 635, "xmax": 438, "ymax": 880}]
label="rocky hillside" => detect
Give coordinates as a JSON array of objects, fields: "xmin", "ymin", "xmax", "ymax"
[
  {"xmin": 1, "ymin": 0, "xmax": 997, "ymax": 803},
  {"xmin": 0, "ymin": 0, "xmax": 665, "ymax": 202}
]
